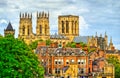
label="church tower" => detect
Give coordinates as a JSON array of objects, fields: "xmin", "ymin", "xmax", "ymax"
[
  {"xmin": 58, "ymin": 15, "xmax": 79, "ymax": 41},
  {"xmin": 4, "ymin": 22, "xmax": 15, "ymax": 37},
  {"xmin": 36, "ymin": 11, "xmax": 50, "ymax": 40},
  {"xmin": 18, "ymin": 12, "xmax": 34, "ymax": 44}
]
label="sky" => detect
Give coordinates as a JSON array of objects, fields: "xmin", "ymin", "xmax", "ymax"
[{"xmin": 0, "ymin": 0, "xmax": 120, "ymax": 49}]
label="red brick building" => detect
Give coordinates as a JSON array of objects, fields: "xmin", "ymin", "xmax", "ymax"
[{"xmin": 36, "ymin": 42, "xmax": 92, "ymax": 78}]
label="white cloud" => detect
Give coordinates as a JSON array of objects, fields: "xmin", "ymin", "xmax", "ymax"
[
  {"xmin": 0, "ymin": 19, "xmax": 8, "ymax": 24},
  {"xmin": 79, "ymin": 16, "xmax": 89, "ymax": 30},
  {"xmin": 115, "ymin": 44, "xmax": 120, "ymax": 50}
]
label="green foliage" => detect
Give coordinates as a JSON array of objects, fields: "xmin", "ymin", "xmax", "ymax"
[
  {"xmin": 71, "ymin": 42, "xmax": 76, "ymax": 48},
  {"xmin": 79, "ymin": 42, "xmax": 86, "ymax": 47},
  {"xmin": 0, "ymin": 34, "xmax": 3, "ymax": 38},
  {"xmin": 66, "ymin": 42, "xmax": 71, "ymax": 47},
  {"xmin": 66, "ymin": 42, "xmax": 76, "ymax": 48},
  {"xmin": 66, "ymin": 42, "xmax": 87, "ymax": 48},
  {"xmin": 29, "ymin": 39, "xmax": 43, "ymax": 50},
  {"xmin": 46, "ymin": 39, "xmax": 51, "ymax": 46},
  {"xmin": 0, "ymin": 35, "xmax": 44, "ymax": 78},
  {"xmin": 107, "ymin": 55, "xmax": 120, "ymax": 78}
]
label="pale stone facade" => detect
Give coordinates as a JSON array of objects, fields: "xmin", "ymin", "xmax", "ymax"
[
  {"xmin": 87, "ymin": 32, "xmax": 115, "ymax": 50},
  {"xmin": 58, "ymin": 15, "xmax": 79, "ymax": 41},
  {"xmin": 18, "ymin": 12, "xmax": 79, "ymax": 44},
  {"xmin": 36, "ymin": 12, "xmax": 50, "ymax": 40}
]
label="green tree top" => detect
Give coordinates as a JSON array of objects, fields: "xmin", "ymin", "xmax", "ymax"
[
  {"xmin": 0, "ymin": 35, "xmax": 44, "ymax": 78},
  {"xmin": 29, "ymin": 39, "xmax": 43, "ymax": 50},
  {"xmin": 107, "ymin": 55, "xmax": 120, "ymax": 78}
]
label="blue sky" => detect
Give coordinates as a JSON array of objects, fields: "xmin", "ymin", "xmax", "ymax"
[{"xmin": 0, "ymin": 0, "xmax": 120, "ymax": 49}]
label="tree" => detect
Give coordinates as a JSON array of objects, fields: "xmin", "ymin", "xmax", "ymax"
[
  {"xmin": 29, "ymin": 39, "xmax": 43, "ymax": 50},
  {"xmin": 107, "ymin": 55, "xmax": 120, "ymax": 78},
  {"xmin": 79, "ymin": 42, "xmax": 87, "ymax": 47},
  {"xmin": 0, "ymin": 35, "xmax": 44, "ymax": 78},
  {"xmin": 46, "ymin": 39, "xmax": 51, "ymax": 46},
  {"xmin": 71, "ymin": 42, "xmax": 76, "ymax": 48},
  {"xmin": 66, "ymin": 42, "xmax": 71, "ymax": 47}
]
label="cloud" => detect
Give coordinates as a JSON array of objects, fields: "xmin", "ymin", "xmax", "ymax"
[
  {"xmin": 115, "ymin": 44, "xmax": 120, "ymax": 50},
  {"xmin": 0, "ymin": 19, "xmax": 8, "ymax": 24},
  {"xmin": 0, "ymin": 0, "xmax": 120, "ymax": 50},
  {"xmin": 79, "ymin": 16, "xmax": 89, "ymax": 30}
]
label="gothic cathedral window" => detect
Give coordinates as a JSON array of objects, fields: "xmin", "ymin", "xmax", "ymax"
[
  {"xmin": 45, "ymin": 25, "xmax": 47, "ymax": 35},
  {"xmin": 72, "ymin": 21, "xmax": 74, "ymax": 34},
  {"xmin": 22, "ymin": 26, "xmax": 25, "ymax": 35},
  {"xmin": 75, "ymin": 21, "xmax": 77, "ymax": 34},
  {"xmin": 40, "ymin": 25, "xmax": 42, "ymax": 34},
  {"xmin": 62, "ymin": 21, "xmax": 64, "ymax": 33},
  {"xmin": 28, "ymin": 26, "xmax": 29, "ymax": 35},
  {"xmin": 66, "ymin": 21, "xmax": 69, "ymax": 33}
]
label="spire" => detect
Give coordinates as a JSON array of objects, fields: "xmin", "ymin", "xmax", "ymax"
[
  {"xmin": 95, "ymin": 32, "xmax": 97, "ymax": 37},
  {"xmin": 100, "ymin": 34, "xmax": 102, "ymax": 37},
  {"xmin": 31, "ymin": 13, "xmax": 32, "ymax": 18},
  {"xmin": 42, "ymin": 11, "xmax": 44, "ymax": 17},
  {"xmin": 45, "ymin": 13, "xmax": 47, "ymax": 17},
  {"xmin": 105, "ymin": 31, "xmax": 107, "ymax": 37},
  {"xmin": 110, "ymin": 36, "xmax": 112, "ymax": 43},
  {"xmin": 48, "ymin": 11, "xmax": 49, "ymax": 18},
  {"xmin": 22, "ymin": 13, "xmax": 24, "ymax": 18},
  {"xmin": 25, "ymin": 12, "xmax": 27, "ymax": 18},
  {"xmin": 28, "ymin": 13, "xmax": 29, "ymax": 18},
  {"xmin": 20, "ymin": 12, "xmax": 21, "ymax": 18},
  {"xmin": 109, "ymin": 36, "xmax": 113, "ymax": 47},
  {"xmin": 39, "ymin": 12, "xmax": 41, "ymax": 18},
  {"xmin": 5, "ymin": 22, "xmax": 14, "ymax": 31},
  {"xmin": 37, "ymin": 11, "xmax": 38, "ymax": 17}
]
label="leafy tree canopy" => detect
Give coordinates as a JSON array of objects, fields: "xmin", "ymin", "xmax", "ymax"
[
  {"xmin": 107, "ymin": 55, "xmax": 120, "ymax": 78},
  {"xmin": 46, "ymin": 39, "xmax": 51, "ymax": 46},
  {"xmin": 0, "ymin": 35, "xmax": 44, "ymax": 78},
  {"xmin": 29, "ymin": 39, "xmax": 43, "ymax": 50}
]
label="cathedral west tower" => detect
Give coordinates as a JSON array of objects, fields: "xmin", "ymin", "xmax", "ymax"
[
  {"xmin": 18, "ymin": 13, "xmax": 34, "ymax": 44},
  {"xmin": 36, "ymin": 12, "xmax": 50, "ymax": 40}
]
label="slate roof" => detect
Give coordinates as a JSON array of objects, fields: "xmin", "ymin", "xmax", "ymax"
[
  {"xmin": 5, "ymin": 22, "xmax": 14, "ymax": 31},
  {"xmin": 73, "ymin": 36, "xmax": 92, "ymax": 43},
  {"xmin": 50, "ymin": 33, "xmax": 68, "ymax": 39},
  {"xmin": 63, "ymin": 66, "xmax": 69, "ymax": 72}
]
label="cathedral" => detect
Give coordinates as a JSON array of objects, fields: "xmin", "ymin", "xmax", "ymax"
[
  {"xmin": 18, "ymin": 11, "xmax": 79, "ymax": 44},
  {"xmin": 87, "ymin": 32, "xmax": 115, "ymax": 50},
  {"xmin": 3, "ymin": 11, "xmax": 115, "ymax": 51}
]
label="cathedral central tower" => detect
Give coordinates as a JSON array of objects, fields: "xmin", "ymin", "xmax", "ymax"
[{"xmin": 58, "ymin": 15, "xmax": 79, "ymax": 41}]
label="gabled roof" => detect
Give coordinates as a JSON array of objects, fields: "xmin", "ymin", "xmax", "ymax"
[{"xmin": 5, "ymin": 22, "xmax": 14, "ymax": 31}]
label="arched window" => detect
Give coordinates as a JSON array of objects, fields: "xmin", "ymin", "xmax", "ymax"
[
  {"xmin": 22, "ymin": 25, "xmax": 25, "ymax": 35},
  {"xmin": 61, "ymin": 21, "xmax": 64, "ymax": 33},
  {"xmin": 40, "ymin": 25, "xmax": 42, "ymax": 34},
  {"xmin": 66, "ymin": 21, "xmax": 69, "ymax": 33},
  {"xmin": 72, "ymin": 21, "xmax": 74, "ymax": 34},
  {"xmin": 75, "ymin": 21, "xmax": 77, "ymax": 34},
  {"xmin": 28, "ymin": 26, "xmax": 30, "ymax": 35},
  {"xmin": 45, "ymin": 25, "xmax": 47, "ymax": 35}
]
